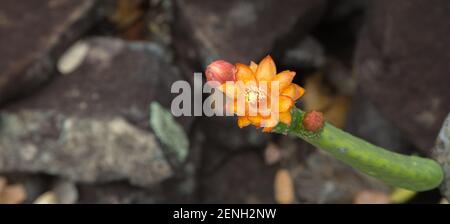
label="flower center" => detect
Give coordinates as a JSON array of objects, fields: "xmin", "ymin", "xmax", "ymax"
[{"xmin": 245, "ymin": 86, "xmax": 267, "ymax": 104}]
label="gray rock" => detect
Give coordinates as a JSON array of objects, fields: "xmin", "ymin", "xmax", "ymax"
[
  {"xmin": 149, "ymin": 102, "xmax": 189, "ymax": 165},
  {"xmin": 77, "ymin": 176, "xmax": 197, "ymax": 203},
  {"xmin": 52, "ymin": 179, "xmax": 78, "ymax": 204},
  {"xmin": 346, "ymin": 92, "xmax": 414, "ymax": 154},
  {"xmin": 282, "ymin": 36, "xmax": 325, "ymax": 69},
  {"xmin": 199, "ymin": 151, "xmax": 278, "ymax": 203},
  {"xmin": 278, "ymin": 136, "xmax": 388, "ymax": 203},
  {"xmin": 0, "ymin": 37, "xmax": 192, "ymax": 187},
  {"xmin": 291, "ymin": 151, "xmax": 389, "ymax": 203},
  {"xmin": 326, "ymin": 0, "xmax": 369, "ymax": 21},
  {"xmin": 323, "ymin": 59, "xmax": 357, "ymax": 97},
  {"xmin": 198, "ymin": 116, "xmax": 269, "ymax": 152},
  {"xmin": 312, "ymin": 0, "xmax": 369, "ymax": 64},
  {"xmin": 173, "ymin": 0, "xmax": 326, "ymax": 80},
  {"xmin": 0, "ymin": 0, "xmax": 101, "ymax": 105},
  {"xmin": 9, "ymin": 37, "xmax": 191, "ymax": 131},
  {"xmin": 354, "ymin": 0, "xmax": 450, "ymax": 152},
  {"xmin": 0, "ymin": 111, "xmax": 172, "ymax": 187},
  {"xmin": 432, "ymin": 113, "xmax": 450, "ymax": 200},
  {"xmin": 77, "ymin": 182, "xmax": 162, "ymax": 204}
]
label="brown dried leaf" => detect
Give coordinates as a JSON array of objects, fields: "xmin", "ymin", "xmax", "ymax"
[
  {"xmin": 264, "ymin": 142, "xmax": 282, "ymax": 165},
  {"xmin": 109, "ymin": 0, "xmax": 143, "ymax": 29},
  {"xmin": 302, "ymin": 74, "xmax": 350, "ymax": 128},
  {"xmin": 34, "ymin": 191, "xmax": 58, "ymax": 204},
  {"xmin": 274, "ymin": 169, "xmax": 295, "ymax": 204},
  {"xmin": 353, "ymin": 190, "xmax": 390, "ymax": 204},
  {"xmin": 0, "ymin": 176, "xmax": 6, "ymax": 192},
  {"xmin": 0, "ymin": 184, "xmax": 27, "ymax": 204},
  {"xmin": 302, "ymin": 74, "xmax": 332, "ymax": 111},
  {"xmin": 324, "ymin": 96, "xmax": 350, "ymax": 128}
]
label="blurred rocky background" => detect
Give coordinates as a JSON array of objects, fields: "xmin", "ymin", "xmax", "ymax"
[{"xmin": 0, "ymin": 0, "xmax": 449, "ymax": 204}]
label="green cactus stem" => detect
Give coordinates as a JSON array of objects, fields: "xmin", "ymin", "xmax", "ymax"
[{"xmin": 272, "ymin": 107, "xmax": 443, "ymax": 192}]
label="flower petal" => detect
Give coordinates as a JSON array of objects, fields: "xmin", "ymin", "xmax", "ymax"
[
  {"xmin": 261, "ymin": 115, "xmax": 279, "ymax": 127},
  {"xmin": 248, "ymin": 115, "xmax": 262, "ymax": 127},
  {"xmin": 224, "ymin": 100, "xmax": 235, "ymax": 113},
  {"xmin": 260, "ymin": 115, "xmax": 280, "ymax": 132},
  {"xmin": 237, "ymin": 116, "xmax": 251, "ymax": 128},
  {"xmin": 273, "ymin": 71, "xmax": 295, "ymax": 92},
  {"xmin": 249, "ymin": 61, "xmax": 258, "ymax": 73},
  {"xmin": 218, "ymin": 82, "xmax": 237, "ymax": 99},
  {"xmin": 235, "ymin": 63, "xmax": 256, "ymax": 83},
  {"xmin": 256, "ymin": 55, "xmax": 276, "ymax": 81},
  {"xmin": 234, "ymin": 97, "xmax": 248, "ymax": 116},
  {"xmin": 281, "ymin": 84, "xmax": 305, "ymax": 101},
  {"xmin": 279, "ymin": 111, "xmax": 292, "ymax": 125},
  {"xmin": 278, "ymin": 95, "xmax": 294, "ymax": 112}
]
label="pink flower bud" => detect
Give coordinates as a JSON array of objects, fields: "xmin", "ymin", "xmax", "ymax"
[
  {"xmin": 205, "ymin": 60, "xmax": 236, "ymax": 86},
  {"xmin": 303, "ymin": 110, "xmax": 324, "ymax": 132}
]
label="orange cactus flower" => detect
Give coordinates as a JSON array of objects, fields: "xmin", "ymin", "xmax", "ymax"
[{"xmin": 211, "ymin": 55, "xmax": 305, "ymax": 132}]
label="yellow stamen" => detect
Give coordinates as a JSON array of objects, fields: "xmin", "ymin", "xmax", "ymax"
[{"xmin": 245, "ymin": 86, "xmax": 266, "ymax": 104}]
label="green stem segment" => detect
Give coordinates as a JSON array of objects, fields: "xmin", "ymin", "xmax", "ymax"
[{"xmin": 272, "ymin": 107, "xmax": 443, "ymax": 191}]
